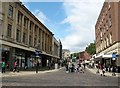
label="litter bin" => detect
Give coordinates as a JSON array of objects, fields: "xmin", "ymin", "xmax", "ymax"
[{"xmin": 55, "ymin": 63, "xmax": 58, "ymax": 69}]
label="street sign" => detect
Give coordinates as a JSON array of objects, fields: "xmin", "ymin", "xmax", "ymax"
[
  {"xmin": 35, "ymin": 49, "xmax": 40, "ymax": 57},
  {"xmin": 112, "ymin": 54, "xmax": 116, "ymax": 58}
]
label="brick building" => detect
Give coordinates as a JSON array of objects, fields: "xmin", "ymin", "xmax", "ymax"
[
  {"xmin": 79, "ymin": 51, "xmax": 91, "ymax": 61},
  {"xmin": 95, "ymin": 1, "xmax": 120, "ymax": 71}
]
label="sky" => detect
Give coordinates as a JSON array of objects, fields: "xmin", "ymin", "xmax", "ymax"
[{"xmin": 20, "ymin": 0, "xmax": 104, "ymax": 53}]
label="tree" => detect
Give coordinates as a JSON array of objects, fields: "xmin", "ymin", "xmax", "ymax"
[
  {"xmin": 85, "ymin": 43, "xmax": 96, "ymax": 55},
  {"xmin": 71, "ymin": 53, "xmax": 79, "ymax": 59}
]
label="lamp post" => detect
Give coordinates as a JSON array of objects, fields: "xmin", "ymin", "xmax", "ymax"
[
  {"xmin": 112, "ymin": 53, "xmax": 116, "ymax": 76},
  {"xmin": 35, "ymin": 49, "xmax": 40, "ymax": 73},
  {"xmin": 35, "ymin": 43, "xmax": 40, "ymax": 73}
]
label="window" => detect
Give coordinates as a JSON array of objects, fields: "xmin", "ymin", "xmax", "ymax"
[
  {"xmin": 8, "ymin": 5, "xmax": 13, "ymax": 18},
  {"xmin": 109, "ymin": 33, "xmax": 112, "ymax": 44},
  {"xmin": 30, "ymin": 22, "xmax": 32, "ymax": 30},
  {"xmin": 107, "ymin": 36, "xmax": 109, "ymax": 46},
  {"xmin": 100, "ymin": 28, "xmax": 102, "ymax": 38},
  {"xmin": 17, "ymin": 11, "xmax": 22, "ymax": 25},
  {"xmin": 50, "ymin": 46, "xmax": 52, "ymax": 52},
  {"xmin": 24, "ymin": 17, "xmax": 28, "ymax": 29},
  {"xmin": 106, "ymin": 20, "xmax": 108, "ymax": 31},
  {"xmin": 103, "ymin": 25, "xmax": 106, "ymax": 34},
  {"xmin": 42, "ymin": 42, "xmax": 44, "ymax": 50},
  {"xmin": 104, "ymin": 40, "xmax": 106, "ymax": 49},
  {"xmin": 109, "ymin": 15, "xmax": 112, "ymax": 27},
  {"xmin": 24, "ymin": 18, "xmax": 26, "ymax": 26},
  {"xmin": 7, "ymin": 24, "xmax": 12, "ymax": 37},
  {"xmin": 105, "ymin": 7, "xmax": 107, "ymax": 16},
  {"xmin": 23, "ymin": 33, "xmax": 26, "ymax": 44},
  {"xmin": 34, "ymin": 38, "xmax": 36, "ymax": 47},
  {"xmin": 16, "ymin": 29, "xmax": 20, "ymax": 42},
  {"xmin": 29, "ymin": 36, "xmax": 32, "ymax": 46},
  {"xmin": 35, "ymin": 25, "xmax": 38, "ymax": 32},
  {"xmin": 17, "ymin": 12, "xmax": 20, "ymax": 24},
  {"xmin": 24, "ymin": 17, "xmax": 28, "ymax": 28},
  {"xmin": 108, "ymin": 2, "xmax": 111, "ymax": 10}
]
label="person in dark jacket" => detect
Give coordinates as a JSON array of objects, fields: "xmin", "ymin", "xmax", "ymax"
[{"xmin": 65, "ymin": 62, "xmax": 69, "ymax": 73}]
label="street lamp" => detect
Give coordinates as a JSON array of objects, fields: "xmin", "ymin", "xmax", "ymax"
[
  {"xmin": 35, "ymin": 43, "xmax": 40, "ymax": 73},
  {"xmin": 112, "ymin": 53, "xmax": 116, "ymax": 76}
]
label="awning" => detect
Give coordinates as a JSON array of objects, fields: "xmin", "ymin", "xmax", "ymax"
[{"xmin": 95, "ymin": 54, "xmax": 112, "ymax": 59}]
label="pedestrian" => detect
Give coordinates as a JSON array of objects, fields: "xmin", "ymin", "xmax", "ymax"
[
  {"xmin": 48, "ymin": 62, "xmax": 51, "ymax": 69},
  {"xmin": 65, "ymin": 62, "xmax": 69, "ymax": 73},
  {"xmin": 6, "ymin": 61, "xmax": 10, "ymax": 69},
  {"xmin": 71, "ymin": 63, "xmax": 75, "ymax": 72},
  {"xmin": 96, "ymin": 64, "xmax": 100, "ymax": 73},
  {"xmin": 68, "ymin": 62, "xmax": 72, "ymax": 72},
  {"xmin": 112, "ymin": 66, "xmax": 116, "ymax": 76},
  {"xmin": 83, "ymin": 61, "xmax": 86, "ymax": 69},
  {"xmin": 79, "ymin": 64, "xmax": 84, "ymax": 73},
  {"xmin": 2, "ymin": 60, "xmax": 6, "ymax": 73},
  {"xmin": 13, "ymin": 60, "xmax": 19, "ymax": 72},
  {"xmin": 101, "ymin": 65, "xmax": 106, "ymax": 76}
]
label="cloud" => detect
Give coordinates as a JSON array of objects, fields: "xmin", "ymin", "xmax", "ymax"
[
  {"xmin": 20, "ymin": 1, "xmax": 48, "ymax": 24},
  {"xmin": 32, "ymin": 10, "xmax": 48, "ymax": 24},
  {"xmin": 61, "ymin": 0, "xmax": 104, "ymax": 53}
]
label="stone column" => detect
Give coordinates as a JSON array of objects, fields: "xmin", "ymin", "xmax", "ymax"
[
  {"xmin": 40, "ymin": 29, "xmax": 42, "ymax": 50},
  {"xmin": 36, "ymin": 27, "xmax": 39, "ymax": 46},
  {"xmin": 27, "ymin": 20, "xmax": 30, "ymax": 45},
  {"xmin": 32, "ymin": 24, "xmax": 35, "ymax": 47},
  {"xmin": 12, "ymin": 4, "xmax": 18, "ymax": 41},
  {"xmin": 3, "ymin": 3, "xmax": 8, "ymax": 38},
  {"xmin": 9, "ymin": 47, "xmax": 15, "ymax": 70},
  {"xmin": 21, "ymin": 15, "xmax": 24, "ymax": 43},
  {"xmin": 44, "ymin": 32, "xmax": 46, "ymax": 51}
]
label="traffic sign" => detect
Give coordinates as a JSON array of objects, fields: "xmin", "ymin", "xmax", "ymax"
[
  {"xmin": 35, "ymin": 49, "xmax": 40, "ymax": 57},
  {"xmin": 112, "ymin": 54, "xmax": 116, "ymax": 58}
]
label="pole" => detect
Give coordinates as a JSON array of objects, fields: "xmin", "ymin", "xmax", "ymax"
[
  {"xmin": 36, "ymin": 57, "xmax": 38, "ymax": 73},
  {"xmin": 35, "ymin": 43, "xmax": 40, "ymax": 73}
]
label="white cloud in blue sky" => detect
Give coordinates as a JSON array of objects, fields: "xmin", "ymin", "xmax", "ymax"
[
  {"xmin": 32, "ymin": 10, "xmax": 48, "ymax": 24},
  {"xmin": 61, "ymin": 0, "xmax": 104, "ymax": 53},
  {"xmin": 20, "ymin": 0, "xmax": 104, "ymax": 53}
]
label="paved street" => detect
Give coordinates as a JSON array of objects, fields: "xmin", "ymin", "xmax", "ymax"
[{"xmin": 2, "ymin": 68, "xmax": 119, "ymax": 87}]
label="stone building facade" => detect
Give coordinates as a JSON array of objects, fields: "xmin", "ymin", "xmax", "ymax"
[{"xmin": 0, "ymin": 2, "xmax": 61, "ymax": 70}]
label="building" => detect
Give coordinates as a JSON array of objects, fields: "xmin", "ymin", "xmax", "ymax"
[
  {"xmin": 59, "ymin": 40, "xmax": 62, "ymax": 60},
  {"xmin": 79, "ymin": 51, "xmax": 91, "ymax": 61},
  {"xmin": 0, "ymin": 2, "xmax": 60, "ymax": 70},
  {"xmin": 62, "ymin": 49, "xmax": 70, "ymax": 61},
  {"xmin": 51, "ymin": 37, "xmax": 60, "ymax": 64},
  {"xmin": 95, "ymin": 1, "xmax": 120, "ymax": 71}
]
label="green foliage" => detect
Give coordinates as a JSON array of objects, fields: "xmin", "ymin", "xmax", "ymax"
[
  {"xmin": 85, "ymin": 43, "xmax": 96, "ymax": 55},
  {"xmin": 71, "ymin": 53, "xmax": 79, "ymax": 59}
]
